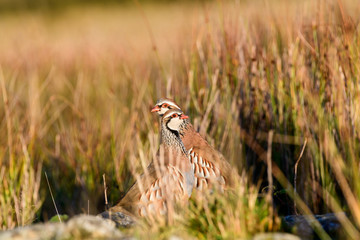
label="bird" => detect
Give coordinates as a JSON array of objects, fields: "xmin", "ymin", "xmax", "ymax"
[
  {"xmin": 151, "ymin": 98, "xmax": 239, "ymax": 191},
  {"xmin": 102, "ymin": 109, "xmax": 194, "ymax": 221}
]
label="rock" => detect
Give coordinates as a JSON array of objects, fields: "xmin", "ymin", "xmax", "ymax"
[
  {"xmin": 61, "ymin": 215, "xmax": 123, "ymax": 239},
  {"xmin": 253, "ymin": 233, "xmax": 301, "ymax": 240},
  {"xmin": 168, "ymin": 236, "xmax": 184, "ymax": 240},
  {"xmin": 0, "ymin": 215, "xmax": 123, "ymax": 240},
  {"xmin": 282, "ymin": 212, "xmax": 344, "ymax": 239},
  {"xmin": 99, "ymin": 211, "xmax": 136, "ymax": 228},
  {"xmin": 0, "ymin": 222, "xmax": 65, "ymax": 240}
]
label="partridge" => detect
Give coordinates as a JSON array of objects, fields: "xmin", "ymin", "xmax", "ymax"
[
  {"xmin": 151, "ymin": 98, "xmax": 238, "ymax": 190},
  {"xmin": 104, "ymin": 109, "xmax": 194, "ymax": 219}
]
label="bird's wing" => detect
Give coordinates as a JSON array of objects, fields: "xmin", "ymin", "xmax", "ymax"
[
  {"xmin": 113, "ymin": 161, "xmax": 186, "ymax": 217},
  {"xmin": 189, "ymin": 145, "xmax": 238, "ymax": 189}
]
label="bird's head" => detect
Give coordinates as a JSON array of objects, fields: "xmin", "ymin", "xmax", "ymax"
[
  {"xmin": 151, "ymin": 98, "xmax": 181, "ymax": 117},
  {"xmin": 161, "ymin": 109, "xmax": 189, "ymax": 132}
]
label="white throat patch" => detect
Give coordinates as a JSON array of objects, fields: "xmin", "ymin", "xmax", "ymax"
[
  {"xmin": 167, "ymin": 117, "xmax": 183, "ymax": 131},
  {"xmin": 159, "ymin": 107, "xmax": 170, "ymax": 115},
  {"xmin": 158, "ymin": 100, "xmax": 181, "ymax": 114}
]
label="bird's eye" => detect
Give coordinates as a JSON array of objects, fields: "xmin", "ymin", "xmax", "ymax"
[
  {"xmin": 171, "ymin": 113, "xmax": 178, "ymax": 118},
  {"xmin": 162, "ymin": 103, "xmax": 169, "ymax": 108}
]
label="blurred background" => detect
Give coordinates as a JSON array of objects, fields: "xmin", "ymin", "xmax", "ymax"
[{"xmin": 1, "ymin": 0, "xmax": 360, "ymax": 238}]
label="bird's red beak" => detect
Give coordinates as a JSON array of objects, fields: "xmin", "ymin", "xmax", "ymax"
[
  {"xmin": 151, "ymin": 105, "xmax": 161, "ymax": 112},
  {"xmin": 180, "ymin": 114, "xmax": 189, "ymax": 119}
]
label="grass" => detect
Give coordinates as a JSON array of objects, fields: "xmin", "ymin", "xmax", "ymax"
[{"xmin": 0, "ymin": 0, "xmax": 360, "ymax": 239}]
